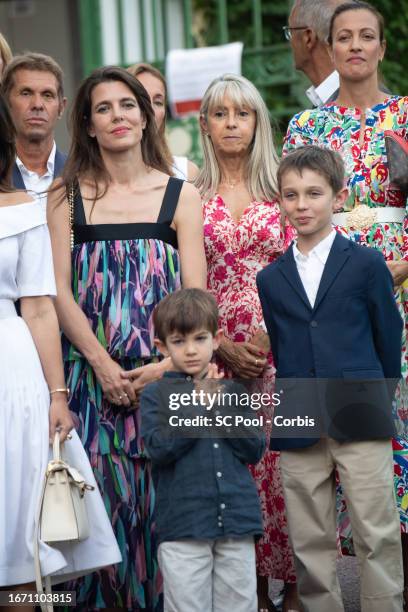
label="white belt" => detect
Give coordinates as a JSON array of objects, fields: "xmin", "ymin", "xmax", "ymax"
[
  {"xmin": 333, "ymin": 205, "xmax": 404, "ymax": 231},
  {"xmin": 0, "ymin": 298, "xmax": 17, "ymax": 319}
]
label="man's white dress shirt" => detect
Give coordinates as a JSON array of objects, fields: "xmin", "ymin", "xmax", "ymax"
[
  {"xmin": 15, "ymin": 142, "xmax": 56, "ymax": 211},
  {"xmin": 305, "ymin": 70, "xmax": 339, "ymax": 107},
  {"xmin": 293, "ymin": 230, "xmax": 336, "ymax": 308}
]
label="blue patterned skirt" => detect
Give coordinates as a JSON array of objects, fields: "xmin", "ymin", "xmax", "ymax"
[{"xmin": 62, "ymin": 357, "xmax": 162, "ymax": 611}]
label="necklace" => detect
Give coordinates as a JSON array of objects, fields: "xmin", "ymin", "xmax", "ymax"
[{"xmin": 222, "ymin": 178, "xmax": 241, "ymax": 189}]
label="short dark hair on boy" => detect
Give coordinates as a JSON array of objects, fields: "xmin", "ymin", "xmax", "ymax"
[
  {"xmin": 153, "ymin": 289, "xmax": 219, "ymax": 342},
  {"xmin": 278, "ymin": 146, "xmax": 345, "ymax": 194}
]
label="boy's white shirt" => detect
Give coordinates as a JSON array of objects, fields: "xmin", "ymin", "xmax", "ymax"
[{"xmin": 292, "ymin": 229, "xmax": 336, "ymax": 308}]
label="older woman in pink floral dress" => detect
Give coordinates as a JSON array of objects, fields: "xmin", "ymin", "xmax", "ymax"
[{"xmin": 196, "ymin": 74, "xmax": 299, "ymax": 612}]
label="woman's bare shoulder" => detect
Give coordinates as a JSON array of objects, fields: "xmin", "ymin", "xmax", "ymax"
[{"xmin": 180, "ymin": 179, "xmax": 200, "ymax": 199}]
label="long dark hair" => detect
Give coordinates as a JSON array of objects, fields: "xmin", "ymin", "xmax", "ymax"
[
  {"xmin": 60, "ymin": 66, "xmax": 172, "ymax": 201},
  {"xmin": 0, "ymin": 91, "xmax": 16, "ymax": 192}
]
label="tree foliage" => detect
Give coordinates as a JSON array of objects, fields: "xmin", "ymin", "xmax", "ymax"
[{"xmin": 191, "ymin": 0, "xmax": 408, "ymax": 140}]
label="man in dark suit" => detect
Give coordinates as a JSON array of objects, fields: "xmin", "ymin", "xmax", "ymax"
[
  {"xmin": 2, "ymin": 52, "xmax": 67, "ymax": 207},
  {"xmin": 257, "ymin": 146, "xmax": 403, "ymax": 612}
]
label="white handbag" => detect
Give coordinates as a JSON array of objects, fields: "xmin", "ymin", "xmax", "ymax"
[{"xmin": 34, "ymin": 432, "xmax": 94, "ymax": 612}]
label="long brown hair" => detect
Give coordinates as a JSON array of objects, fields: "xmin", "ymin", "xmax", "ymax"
[
  {"xmin": 0, "ymin": 91, "xmax": 16, "ymax": 192},
  {"xmin": 60, "ymin": 65, "xmax": 172, "ymax": 202},
  {"xmin": 127, "ymin": 62, "xmax": 173, "ymax": 168}
]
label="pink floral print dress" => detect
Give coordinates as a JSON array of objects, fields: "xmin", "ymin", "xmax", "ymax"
[{"xmin": 203, "ymin": 193, "xmax": 296, "ymax": 581}]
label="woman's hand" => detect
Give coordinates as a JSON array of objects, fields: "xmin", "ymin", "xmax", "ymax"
[
  {"xmin": 93, "ymin": 355, "xmax": 137, "ymax": 407},
  {"xmin": 251, "ymin": 329, "xmax": 270, "ymax": 354},
  {"xmin": 387, "ymin": 260, "xmax": 408, "ymax": 287},
  {"xmin": 49, "ymin": 395, "xmax": 74, "ymax": 443},
  {"xmin": 217, "ymin": 337, "xmax": 267, "ymax": 379},
  {"xmin": 120, "ymin": 361, "xmax": 167, "ymax": 396}
]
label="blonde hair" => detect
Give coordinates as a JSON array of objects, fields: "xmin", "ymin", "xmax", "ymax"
[
  {"xmin": 0, "ymin": 33, "xmax": 12, "ymax": 75},
  {"xmin": 195, "ymin": 74, "xmax": 279, "ymax": 201}
]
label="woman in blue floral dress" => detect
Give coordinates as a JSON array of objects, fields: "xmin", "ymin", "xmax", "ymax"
[{"xmin": 47, "ymin": 66, "xmax": 206, "ymax": 611}]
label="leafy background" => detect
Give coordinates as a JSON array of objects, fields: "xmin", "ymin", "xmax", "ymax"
[
  {"xmin": 167, "ymin": 1, "xmax": 408, "ymax": 163},
  {"xmin": 189, "ymin": 0, "xmax": 408, "ymax": 141}
]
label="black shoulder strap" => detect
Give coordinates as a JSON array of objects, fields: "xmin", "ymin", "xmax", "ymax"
[{"xmin": 157, "ymin": 177, "xmax": 184, "ymax": 225}]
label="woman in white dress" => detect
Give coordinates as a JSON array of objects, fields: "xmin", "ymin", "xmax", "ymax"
[
  {"xmin": 127, "ymin": 62, "xmax": 199, "ymax": 180},
  {"xmin": 0, "ymin": 93, "xmax": 121, "ymax": 611}
]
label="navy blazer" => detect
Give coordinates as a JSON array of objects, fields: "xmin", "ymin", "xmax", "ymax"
[
  {"xmin": 257, "ymin": 233, "xmax": 403, "ymax": 450},
  {"xmin": 12, "ymin": 148, "xmax": 67, "ymax": 189}
]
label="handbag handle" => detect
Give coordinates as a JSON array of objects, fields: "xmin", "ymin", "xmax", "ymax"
[
  {"xmin": 34, "ymin": 432, "xmax": 63, "ymax": 612},
  {"xmin": 52, "ymin": 431, "xmax": 61, "ymax": 462},
  {"xmin": 384, "ymin": 130, "xmax": 408, "ymax": 154}
]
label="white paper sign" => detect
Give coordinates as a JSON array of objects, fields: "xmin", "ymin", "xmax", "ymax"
[{"xmin": 166, "ymin": 42, "xmax": 243, "ymax": 118}]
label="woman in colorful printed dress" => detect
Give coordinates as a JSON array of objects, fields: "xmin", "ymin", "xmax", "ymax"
[
  {"xmin": 283, "ymin": 0, "xmax": 408, "ymax": 602},
  {"xmin": 196, "ymin": 74, "xmax": 299, "ymax": 612},
  {"xmin": 47, "ymin": 66, "xmax": 206, "ymax": 611}
]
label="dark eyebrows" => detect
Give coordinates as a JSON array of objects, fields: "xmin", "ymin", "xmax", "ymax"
[
  {"xmin": 281, "ymin": 184, "xmax": 324, "ymax": 190},
  {"xmin": 168, "ymin": 333, "xmax": 183, "ymax": 340},
  {"xmin": 18, "ymin": 86, "xmax": 57, "ymax": 95},
  {"xmin": 336, "ymin": 26, "xmax": 377, "ymax": 35},
  {"xmin": 95, "ymin": 96, "xmax": 137, "ymax": 107}
]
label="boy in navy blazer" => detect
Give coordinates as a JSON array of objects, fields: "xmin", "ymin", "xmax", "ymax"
[{"xmin": 257, "ymin": 146, "xmax": 403, "ymax": 612}]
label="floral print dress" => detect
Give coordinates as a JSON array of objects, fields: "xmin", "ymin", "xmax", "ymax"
[
  {"xmin": 203, "ymin": 193, "xmax": 297, "ymax": 581},
  {"xmin": 284, "ymin": 95, "xmax": 408, "ymax": 542}
]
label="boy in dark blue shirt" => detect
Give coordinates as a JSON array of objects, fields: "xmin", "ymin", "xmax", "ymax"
[{"xmin": 141, "ymin": 288, "xmax": 265, "ymax": 612}]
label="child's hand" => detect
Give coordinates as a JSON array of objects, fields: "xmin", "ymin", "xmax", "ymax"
[
  {"xmin": 120, "ymin": 362, "xmax": 165, "ymax": 398},
  {"xmin": 206, "ymin": 363, "xmax": 224, "ymax": 379}
]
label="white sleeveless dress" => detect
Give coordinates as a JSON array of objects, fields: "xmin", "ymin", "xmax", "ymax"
[
  {"xmin": 172, "ymin": 155, "xmax": 189, "ymax": 180},
  {"xmin": 0, "ymin": 199, "xmax": 121, "ymax": 586}
]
